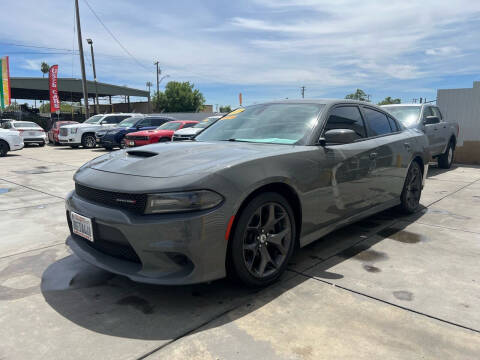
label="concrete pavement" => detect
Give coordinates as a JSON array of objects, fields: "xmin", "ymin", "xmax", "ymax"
[{"xmin": 0, "ymin": 145, "xmax": 479, "ymax": 359}]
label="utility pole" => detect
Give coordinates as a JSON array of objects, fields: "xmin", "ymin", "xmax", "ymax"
[
  {"xmin": 301, "ymin": 86, "xmax": 305, "ymax": 99},
  {"xmin": 75, "ymin": 0, "xmax": 89, "ymax": 119},
  {"xmin": 146, "ymin": 81, "xmax": 152, "ymax": 94},
  {"xmin": 86, "ymin": 39, "xmax": 99, "ymax": 114},
  {"xmin": 154, "ymin": 61, "xmax": 160, "ymax": 94}
]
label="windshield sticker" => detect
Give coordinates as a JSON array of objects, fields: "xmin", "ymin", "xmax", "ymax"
[{"xmin": 222, "ymin": 108, "xmax": 245, "ymax": 120}]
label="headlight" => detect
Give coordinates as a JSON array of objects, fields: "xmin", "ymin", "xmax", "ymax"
[
  {"xmin": 71, "ymin": 128, "xmax": 78, "ymax": 134},
  {"xmin": 145, "ymin": 190, "xmax": 223, "ymax": 214}
]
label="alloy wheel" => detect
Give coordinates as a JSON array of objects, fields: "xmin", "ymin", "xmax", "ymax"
[
  {"xmin": 242, "ymin": 202, "xmax": 292, "ymax": 278},
  {"xmin": 83, "ymin": 135, "xmax": 96, "ymax": 148},
  {"xmin": 405, "ymin": 165, "xmax": 421, "ymax": 210}
]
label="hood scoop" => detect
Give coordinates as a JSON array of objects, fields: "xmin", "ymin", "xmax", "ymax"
[{"xmin": 126, "ymin": 150, "xmax": 158, "ymax": 158}]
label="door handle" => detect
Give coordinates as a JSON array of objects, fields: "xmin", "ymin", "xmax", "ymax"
[{"xmin": 369, "ymin": 152, "xmax": 377, "ymax": 160}]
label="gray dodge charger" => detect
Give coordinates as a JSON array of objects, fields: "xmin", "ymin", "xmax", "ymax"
[{"xmin": 66, "ymin": 100, "xmax": 429, "ymax": 287}]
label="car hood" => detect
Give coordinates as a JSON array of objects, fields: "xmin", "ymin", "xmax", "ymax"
[
  {"xmin": 63, "ymin": 123, "xmax": 101, "ymax": 130},
  {"xmin": 129, "ymin": 129, "xmax": 173, "ymax": 137},
  {"xmin": 174, "ymin": 127, "xmax": 202, "ymax": 136},
  {"xmin": 88, "ymin": 141, "xmax": 296, "ymax": 178}
]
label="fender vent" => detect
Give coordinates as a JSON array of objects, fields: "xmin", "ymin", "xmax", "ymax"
[{"xmin": 126, "ymin": 150, "xmax": 158, "ymax": 158}]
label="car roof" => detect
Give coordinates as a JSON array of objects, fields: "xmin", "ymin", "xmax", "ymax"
[
  {"xmin": 381, "ymin": 103, "xmax": 430, "ymax": 108},
  {"xmin": 260, "ymin": 98, "xmax": 380, "ymax": 107}
]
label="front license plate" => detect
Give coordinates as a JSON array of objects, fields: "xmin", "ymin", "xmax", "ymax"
[
  {"xmin": 71, "ymin": 211, "xmax": 94, "ymax": 242},
  {"xmin": 128, "ymin": 141, "xmax": 135, "ymax": 146}
]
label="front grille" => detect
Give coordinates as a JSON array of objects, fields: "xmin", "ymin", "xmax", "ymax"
[
  {"xmin": 75, "ymin": 183, "xmax": 147, "ymax": 214},
  {"xmin": 60, "ymin": 128, "xmax": 68, "ymax": 136},
  {"xmin": 173, "ymin": 135, "xmax": 193, "ymax": 141},
  {"xmin": 125, "ymin": 135, "xmax": 148, "ymax": 141}
]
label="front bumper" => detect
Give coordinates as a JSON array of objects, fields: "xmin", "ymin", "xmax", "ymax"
[
  {"xmin": 11, "ymin": 141, "xmax": 24, "ymax": 151},
  {"xmin": 65, "ymin": 190, "xmax": 229, "ymax": 285},
  {"xmin": 59, "ymin": 134, "xmax": 80, "ymax": 145}
]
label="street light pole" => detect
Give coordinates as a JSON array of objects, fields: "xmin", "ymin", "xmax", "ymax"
[
  {"xmin": 87, "ymin": 38, "xmax": 99, "ymax": 114},
  {"xmin": 75, "ymin": 0, "xmax": 89, "ymax": 119},
  {"xmin": 154, "ymin": 61, "xmax": 160, "ymax": 94}
]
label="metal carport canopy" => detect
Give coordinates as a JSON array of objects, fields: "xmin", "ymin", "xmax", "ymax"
[{"xmin": 10, "ymin": 77, "xmax": 149, "ymax": 102}]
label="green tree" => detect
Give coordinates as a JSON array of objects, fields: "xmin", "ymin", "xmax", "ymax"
[
  {"xmin": 41, "ymin": 62, "xmax": 50, "ymax": 78},
  {"xmin": 39, "ymin": 102, "xmax": 74, "ymax": 113},
  {"xmin": 345, "ymin": 89, "xmax": 369, "ymax": 101},
  {"xmin": 219, "ymin": 105, "xmax": 231, "ymax": 113},
  {"xmin": 152, "ymin": 81, "xmax": 205, "ymax": 112},
  {"xmin": 377, "ymin": 96, "xmax": 401, "ymax": 105}
]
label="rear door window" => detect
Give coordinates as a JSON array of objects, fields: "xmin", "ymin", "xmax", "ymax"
[
  {"xmin": 431, "ymin": 107, "xmax": 443, "ymax": 120},
  {"xmin": 137, "ymin": 118, "xmax": 152, "ymax": 127},
  {"xmin": 324, "ymin": 106, "xmax": 366, "ymax": 139},
  {"xmin": 363, "ymin": 108, "xmax": 393, "ymax": 136}
]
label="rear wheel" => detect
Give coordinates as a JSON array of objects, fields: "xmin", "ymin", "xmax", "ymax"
[
  {"xmin": 0, "ymin": 140, "xmax": 9, "ymax": 157},
  {"xmin": 437, "ymin": 141, "xmax": 454, "ymax": 169},
  {"xmin": 81, "ymin": 134, "xmax": 96, "ymax": 149},
  {"xmin": 104, "ymin": 146, "xmax": 113, "ymax": 151},
  {"xmin": 399, "ymin": 161, "xmax": 422, "ymax": 214},
  {"xmin": 70, "ymin": 145, "xmax": 79, "ymax": 149},
  {"xmin": 158, "ymin": 137, "xmax": 170, "ymax": 143},
  {"xmin": 39, "ymin": 141, "xmax": 45, "ymax": 147},
  {"xmin": 229, "ymin": 192, "xmax": 296, "ymax": 287}
]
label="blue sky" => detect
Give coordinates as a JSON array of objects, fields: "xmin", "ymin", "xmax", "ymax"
[{"xmin": 1, "ymin": 0, "xmax": 480, "ymax": 107}]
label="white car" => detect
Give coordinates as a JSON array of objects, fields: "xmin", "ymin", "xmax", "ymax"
[
  {"xmin": 58, "ymin": 113, "xmax": 141, "ymax": 148},
  {"xmin": 172, "ymin": 116, "xmax": 223, "ymax": 141},
  {"xmin": 0, "ymin": 128, "xmax": 24, "ymax": 157},
  {"xmin": 2, "ymin": 120, "xmax": 47, "ymax": 146}
]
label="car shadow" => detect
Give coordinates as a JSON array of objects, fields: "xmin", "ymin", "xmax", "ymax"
[{"xmin": 40, "ymin": 208, "xmax": 425, "ymax": 341}]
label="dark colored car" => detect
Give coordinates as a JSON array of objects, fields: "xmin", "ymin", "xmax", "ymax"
[
  {"xmin": 96, "ymin": 116, "xmax": 175, "ymax": 149},
  {"xmin": 66, "ymin": 99, "xmax": 429, "ymax": 287},
  {"xmin": 125, "ymin": 121, "xmax": 198, "ymax": 147},
  {"xmin": 48, "ymin": 121, "xmax": 79, "ymax": 145}
]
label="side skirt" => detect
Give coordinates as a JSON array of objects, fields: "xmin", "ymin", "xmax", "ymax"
[{"xmin": 299, "ymin": 198, "xmax": 400, "ymax": 248}]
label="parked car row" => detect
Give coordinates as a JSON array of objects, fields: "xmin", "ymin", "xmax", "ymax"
[{"xmin": 65, "ymin": 99, "xmax": 451, "ymax": 288}]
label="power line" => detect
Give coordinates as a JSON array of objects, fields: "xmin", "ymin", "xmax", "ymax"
[{"xmin": 82, "ymin": 0, "xmax": 149, "ymax": 71}]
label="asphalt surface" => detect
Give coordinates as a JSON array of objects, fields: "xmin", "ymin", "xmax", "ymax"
[{"xmin": 0, "ymin": 145, "xmax": 479, "ymax": 359}]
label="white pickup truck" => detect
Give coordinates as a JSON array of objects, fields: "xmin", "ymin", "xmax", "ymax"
[
  {"xmin": 0, "ymin": 128, "xmax": 24, "ymax": 157},
  {"xmin": 382, "ymin": 104, "xmax": 459, "ymax": 168},
  {"xmin": 58, "ymin": 113, "xmax": 141, "ymax": 148}
]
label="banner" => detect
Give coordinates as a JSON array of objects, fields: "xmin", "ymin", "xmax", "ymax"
[
  {"xmin": 49, "ymin": 64, "xmax": 60, "ymax": 113},
  {"xmin": 0, "ymin": 56, "xmax": 11, "ymax": 109}
]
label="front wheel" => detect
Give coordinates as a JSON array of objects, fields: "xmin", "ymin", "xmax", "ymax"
[
  {"xmin": 437, "ymin": 141, "xmax": 454, "ymax": 169},
  {"xmin": 39, "ymin": 141, "xmax": 45, "ymax": 147},
  {"xmin": 81, "ymin": 134, "xmax": 96, "ymax": 149},
  {"xmin": 399, "ymin": 161, "xmax": 422, "ymax": 214},
  {"xmin": 229, "ymin": 192, "xmax": 296, "ymax": 287},
  {"xmin": 0, "ymin": 140, "xmax": 9, "ymax": 157}
]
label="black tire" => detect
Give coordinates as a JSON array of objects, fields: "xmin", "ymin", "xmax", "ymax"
[
  {"xmin": 104, "ymin": 146, "xmax": 113, "ymax": 151},
  {"xmin": 399, "ymin": 161, "xmax": 422, "ymax": 214},
  {"xmin": 70, "ymin": 145, "xmax": 79, "ymax": 149},
  {"xmin": 81, "ymin": 134, "xmax": 96, "ymax": 149},
  {"xmin": 158, "ymin": 137, "xmax": 170, "ymax": 143},
  {"xmin": 229, "ymin": 192, "xmax": 296, "ymax": 287},
  {"xmin": 0, "ymin": 140, "xmax": 9, "ymax": 157},
  {"xmin": 437, "ymin": 140, "xmax": 454, "ymax": 169},
  {"xmin": 39, "ymin": 141, "xmax": 45, "ymax": 147},
  {"xmin": 54, "ymin": 141, "xmax": 60, "ymax": 146}
]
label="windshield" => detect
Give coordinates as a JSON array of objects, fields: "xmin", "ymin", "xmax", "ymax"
[
  {"xmin": 194, "ymin": 117, "xmax": 219, "ymax": 129},
  {"xmin": 383, "ymin": 106, "xmax": 421, "ymax": 128},
  {"xmin": 13, "ymin": 122, "xmax": 41, "ymax": 128},
  {"xmin": 84, "ymin": 115, "xmax": 105, "ymax": 124},
  {"xmin": 118, "ymin": 117, "xmax": 139, "ymax": 128},
  {"xmin": 158, "ymin": 122, "xmax": 182, "ymax": 130},
  {"xmin": 196, "ymin": 103, "xmax": 324, "ymax": 144}
]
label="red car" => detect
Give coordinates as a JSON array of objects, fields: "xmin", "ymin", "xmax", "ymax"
[
  {"xmin": 125, "ymin": 120, "xmax": 198, "ymax": 147},
  {"xmin": 48, "ymin": 121, "xmax": 79, "ymax": 145}
]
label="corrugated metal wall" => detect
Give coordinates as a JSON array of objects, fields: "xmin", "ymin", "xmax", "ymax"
[{"xmin": 437, "ymin": 81, "xmax": 480, "ymax": 163}]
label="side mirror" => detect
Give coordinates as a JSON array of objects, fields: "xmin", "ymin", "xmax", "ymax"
[
  {"xmin": 424, "ymin": 116, "xmax": 440, "ymax": 125},
  {"xmin": 321, "ymin": 129, "xmax": 357, "ymax": 145}
]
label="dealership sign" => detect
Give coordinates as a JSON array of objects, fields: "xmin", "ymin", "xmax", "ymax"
[
  {"xmin": 49, "ymin": 64, "xmax": 60, "ymax": 113},
  {"xmin": 0, "ymin": 56, "xmax": 11, "ymax": 109}
]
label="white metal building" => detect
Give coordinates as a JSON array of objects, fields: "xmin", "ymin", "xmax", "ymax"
[{"xmin": 437, "ymin": 81, "xmax": 480, "ymax": 164}]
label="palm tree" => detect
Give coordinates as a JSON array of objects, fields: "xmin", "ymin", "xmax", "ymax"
[{"xmin": 41, "ymin": 62, "xmax": 50, "ymax": 78}]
